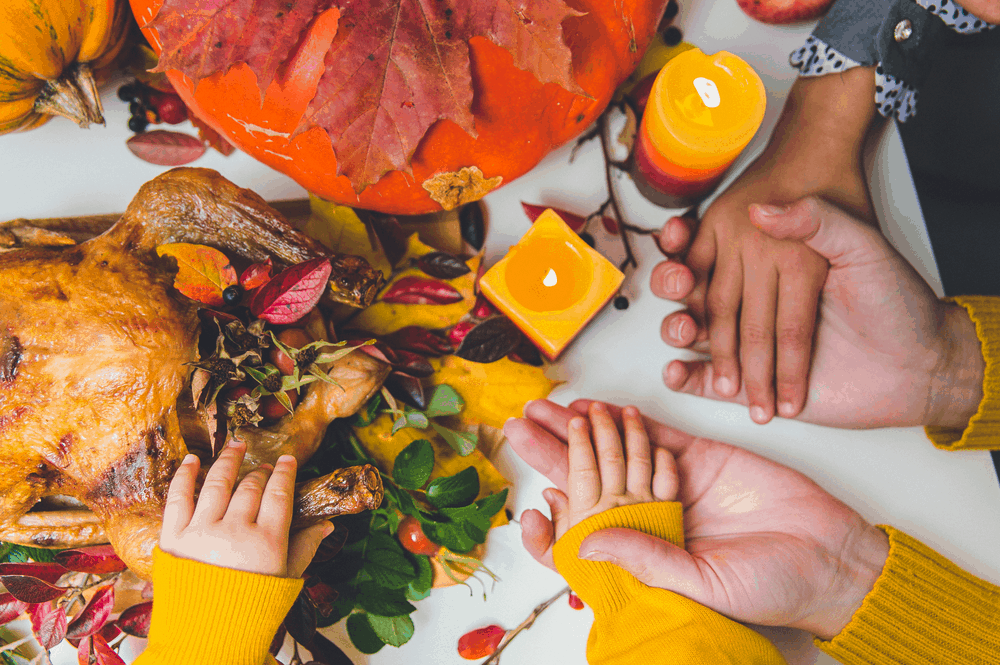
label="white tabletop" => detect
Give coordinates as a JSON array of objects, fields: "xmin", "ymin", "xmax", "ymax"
[{"xmin": 3, "ymin": 2, "xmax": 999, "ymax": 664}]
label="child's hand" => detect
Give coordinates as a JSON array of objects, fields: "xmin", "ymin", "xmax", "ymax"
[
  {"xmin": 523, "ymin": 402, "xmax": 678, "ymax": 569},
  {"xmin": 654, "ymin": 183, "xmax": 829, "ymax": 424},
  {"xmin": 160, "ymin": 440, "xmax": 332, "ymax": 578}
]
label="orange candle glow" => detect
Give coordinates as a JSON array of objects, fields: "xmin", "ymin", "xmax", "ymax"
[
  {"xmin": 480, "ymin": 209, "xmax": 624, "ymax": 360},
  {"xmin": 632, "ymin": 48, "xmax": 766, "ymax": 208}
]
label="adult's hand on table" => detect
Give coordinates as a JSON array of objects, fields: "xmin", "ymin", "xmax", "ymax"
[
  {"xmin": 505, "ymin": 399, "xmax": 889, "ymax": 640},
  {"xmin": 660, "ymin": 196, "xmax": 984, "ymax": 429}
]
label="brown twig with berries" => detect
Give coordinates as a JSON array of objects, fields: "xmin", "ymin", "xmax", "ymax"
[{"xmin": 480, "ymin": 585, "xmax": 570, "ymax": 665}]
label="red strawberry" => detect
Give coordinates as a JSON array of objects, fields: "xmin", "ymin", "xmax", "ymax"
[{"xmin": 735, "ymin": 0, "xmax": 835, "ymax": 24}]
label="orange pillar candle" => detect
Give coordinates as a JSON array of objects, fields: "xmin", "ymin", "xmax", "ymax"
[
  {"xmin": 632, "ymin": 48, "xmax": 766, "ymax": 208},
  {"xmin": 479, "ymin": 209, "xmax": 624, "ymax": 360}
]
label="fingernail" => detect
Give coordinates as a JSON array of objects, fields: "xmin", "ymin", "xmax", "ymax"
[
  {"xmin": 182, "ymin": 454, "xmax": 198, "ymax": 465},
  {"xmin": 227, "ymin": 438, "xmax": 245, "ymax": 448},
  {"xmin": 677, "ymin": 318, "xmax": 690, "ymax": 341},
  {"xmin": 277, "ymin": 454, "xmax": 296, "ymax": 465},
  {"xmin": 581, "ymin": 550, "xmax": 615, "ymax": 563},
  {"xmin": 750, "ymin": 406, "xmax": 767, "ymax": 423},
  {"xmin": 754, "ymin": 203, "xmax": 789, "ymax": 216},
  {"xmin": 716, "ymin": 376, "xmax": 734, "ymax": 396},
  {"xmin": 665, "ymin": 269, "xmax": 679, "ymax": 294},
  {"xmin": 778, "ymin": 402, "xmax": 795, "ymax": 417},
  {"xmin": 323, "ymin": 522, "xmax": 335, "ymax": 537},
  {"xmin": 669, "ymin": 221, "xmax": 684, "ymax": 246}
]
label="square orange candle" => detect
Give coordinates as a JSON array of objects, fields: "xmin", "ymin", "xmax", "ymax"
[{"xmin": 480, "ymin": 209, "xmax": 624, "ymax": 360}]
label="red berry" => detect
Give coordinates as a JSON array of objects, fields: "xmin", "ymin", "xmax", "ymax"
[
  {"xmin": 457, "ymin": 625, "xmax": 505, "ymax": 660},
  {"xmin": 568, "ymin": 593, "xmax": 584, "ymax": 610},
  {"xmin": 260, "ymin": 389, "xmax": 298, "ymax": 419},
  {"xmin": 270, "ymin": 328, "xmax": 312, "ymax": 375},
  {"xmin": 147, "ymin": 90, "xmax": 189, "ymax": 125},
  {"xmin": 222, "ymin": 386, "xmax": 253, "ymax": 403},
  {"xmin": 397, "ymin": 516, "xmax": 439, "ymax": 556}
]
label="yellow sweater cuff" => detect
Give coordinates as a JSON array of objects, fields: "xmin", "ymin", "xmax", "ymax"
[
  {"xmin": 925, "ymin": 295, "xmax": 1000, "ymax": 450},
  {"xmin": 552, "ymin": 503, "xmax": 684, "ymax": 616},
  {"xmin": 136, "ymin": 548, "xmax": 303, "ymax": 665},
  {"xmin": 553, "ymin": 503, "xmax": 786, "ymax": 665},
  {"xmin": 816, "ymin": 526, "xmax": 1000, "ymax": 664}
]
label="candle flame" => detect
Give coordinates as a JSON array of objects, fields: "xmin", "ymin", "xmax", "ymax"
[{"xmin": 542, "ymin": 268, "xmax": 558, "ymax": 287}]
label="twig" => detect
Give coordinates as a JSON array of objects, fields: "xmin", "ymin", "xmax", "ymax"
[
  {"xmin": 596, "ymin": 112, "xmax": 639, "ymax": 272},
  {"xmin": 0, "ymin": 636, "xmax": 32, "ymax": 655},
  {"xmin": 480, "ymin": 586, "xmax": 570, "ymax": 665}
]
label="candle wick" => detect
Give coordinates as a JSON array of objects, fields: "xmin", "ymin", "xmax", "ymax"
[{"xmin": 543, "ymin": 268, "xmax": 558, "ymax": 287}]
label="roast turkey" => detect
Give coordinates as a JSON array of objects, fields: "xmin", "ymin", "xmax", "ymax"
[{"xmin": 0, "ymin": 168, "xmax": 389, "ymax": 579}]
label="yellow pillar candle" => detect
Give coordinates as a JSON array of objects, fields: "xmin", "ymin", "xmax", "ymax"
[
  {"xmin": 632, "ymin": 48, "xmax": 766, "ymax": 208},
  {"xmin": 479, "ymin": 209, "xmax": 624, "ymax": 360}
]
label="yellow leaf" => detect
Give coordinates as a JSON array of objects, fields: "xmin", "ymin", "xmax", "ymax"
[
  {"xmin": 304, "ymin": 195, "xmax": 393, "ymax": 279},
  {"xmin": 347, "ymin": 235, "xmax": 481, "ymax": 335},
  {"xmin": 354, "ymin": 414, "xmax": 509, "ymax": 526},
  {"xmin": 429, "ymin": 356, "xmax": 559, "ymax": 430}
]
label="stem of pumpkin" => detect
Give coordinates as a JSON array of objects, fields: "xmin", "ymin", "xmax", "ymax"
[{"xmin": 33, "ymin": 63, "xmax": 105, "ymax": 128}]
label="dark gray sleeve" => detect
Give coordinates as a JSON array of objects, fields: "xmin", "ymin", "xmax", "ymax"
[{"xmin": 811, "ymin": 0, "xmax": 949, "ymax": 86}]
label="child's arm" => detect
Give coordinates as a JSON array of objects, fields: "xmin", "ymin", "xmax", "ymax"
[
  {"xmin": 134, "ymin": 440, "xmax": 332, "ymax": 665},
  {"xmin": 525, "ymin": 402, "xmax": 789, "ymax": 665},
  {"xmin": 654, "ymin": 65, "xmax": 879, "ymax": 425}
]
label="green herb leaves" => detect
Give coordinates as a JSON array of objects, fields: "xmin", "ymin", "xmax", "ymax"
[{"xmin": 392, "ymin": 439, "xmax": 434, "ymax": 490}]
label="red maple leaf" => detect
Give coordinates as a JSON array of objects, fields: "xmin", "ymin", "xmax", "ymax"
[
  {"xmin": 149, "ymin": 0, "xmax": 583, "ymax": 190},
  {"xmin": 150, "ymin": 0, "xmax": 335, "ymax": 95}
]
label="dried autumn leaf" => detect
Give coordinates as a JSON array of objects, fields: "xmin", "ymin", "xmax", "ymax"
[
  {"xmin": 250, "ymin": 257, "xmax": 333, "ymax": 324},
  {"xmin": 454, "ymin": 316, "xmax": 523, "ymax": 363},
  {"xmin": 152, "ymin": 0, "xmax": 583, "ymax": 191},
  {"xmin": 429, "ymin": 355, "xmax": 558, "ymax": 430},
  {"xmin": 116, "ymin": 601, "xmax": 153, "ymax": 638},
  {"xmin": 521, "ymin": 202, "xmax": 587, "ymax": 231},
  {"xmin": 602, "ymin": 215, "xmax": 620, "ymax": 235},
  {"xmin": 382, "ymin": 277, "xmax": 463, "ymax": 305},
  {"xmin": 29, "ymin": 601, "xmax": 67, "ymax": 650},
  {"xmin": 350, "ymin": 235, "xmax": 479, "ymax": 334},
  {"xmin": 126, "ymin": 130, "xmax": 207, "ymax": 166},
  {"xmin": 77, "ymin": 634, "xmax": 126, "ymax": 665},
  {"xmin": 0, "ymin": 592, "xmax": 28, "ymax": 624},
  {"xmin": 383, "ymin": 326, "xmax": 453, "ymax": 356},
  {"xmin": 55, "ymin": 546, "xmax": 127, "ymax": 575},
  {"xmin": 304, "ymin": 196, "xmax": 393, "ymax": 280},
  {"xmin": 240, "ymin": 258, "xmax": 273, "ymax": 290},
  {"xmin": 416, "ymin": 251, "xmax": 471, "ymax": 279},
  {"xmin": 156, "ymin": 243, "xmax": 238, "ymax": 306},
  {"xmin": 66, "ymin": 585, "xmax": 115, "ymax": 639}
]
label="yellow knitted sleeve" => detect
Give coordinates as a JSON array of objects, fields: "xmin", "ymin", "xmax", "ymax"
[
  {"xmin": 553, "ymin": 503, "xmax": 787, "ymax": 665},
  {"xmin": 133, "ymin": 548, "xmax": 303, "ymax": 665},
  {"xmin": 925, "ymin": 295, "xmax": 1000, "ymax": 450},
  {"xmin": 817, "ymin": 526, "xmax": 1000, "ymax": 664}
]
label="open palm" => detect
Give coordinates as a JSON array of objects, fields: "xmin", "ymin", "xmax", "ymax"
[{"xmin": 506, "ymin": 399, "xmax": 888, "ymax": 639}]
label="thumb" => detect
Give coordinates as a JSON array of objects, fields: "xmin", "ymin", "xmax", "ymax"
[
  {"xmin": 749, "ymin": 197, "xmax": 888, "ymax": 268},
  {"xmin": 287, "ymin": 520, "xmax": 334, "ymax": 578},
  {"xmin": 579, "ymin": 528, "xmax": 716, "ymax": 609}
]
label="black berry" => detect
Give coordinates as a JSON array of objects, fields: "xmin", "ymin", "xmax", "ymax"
[
  {"xmin": 579, "ymin": 232, "xmax": 595, "ymax": 247},
  {"xmin": 613, "ymin": 296, "xmax": 629, "ymax": 310},
  {"xmin": 664, "ymin": 0, "xmax": 679, "ymax": 20},
  {"xmin": 129, "ymin": 100, "xmax": 145, "ymax": 116},
  {"xmin": 127, "ymin": 115, "xmax": 148, "ymax": 133},
  {"xmin": 117, "ymin": 83, "xmax": 138, "ymax": 102},
  {"xmin": 663, "ymin": 26, "xmax": 683, "ymax": 46},
  {"xmin": 223, "ymin": 285, "xmax": 244, "ymax": 305}
]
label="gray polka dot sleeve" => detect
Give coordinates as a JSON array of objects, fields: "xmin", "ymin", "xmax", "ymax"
[{"xmin": 789, "ymin": 0, "xmax": 994, "ymax": 122}]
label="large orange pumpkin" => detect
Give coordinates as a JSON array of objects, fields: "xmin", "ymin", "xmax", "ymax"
[{"xmin": 129, "ymin": 0, "xmax": 668, "ymax": 214}]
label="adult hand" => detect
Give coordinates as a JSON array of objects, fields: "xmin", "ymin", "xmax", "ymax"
[
  {"xmin": 505, "ymin": 399, "xmax": 889, "ymax": 640},
  {"xmin": 660, "ymin": 196, "xmax": 984, "ymax": 429},
  {"xmin": 160, "ymin": 440, "xmax": 332, "ymax": 578},
  {"xmin": 654, "ymin": 69, "xmax": 879, "ymax": 424}
]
